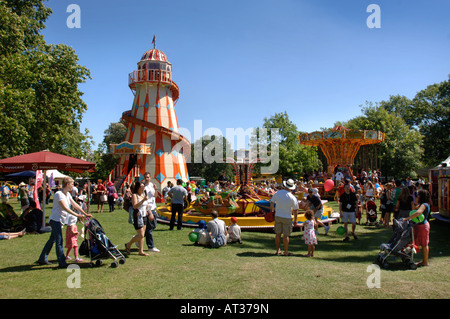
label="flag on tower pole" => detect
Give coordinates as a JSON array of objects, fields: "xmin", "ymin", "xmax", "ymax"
[{"xmin": 152, "ymin": 35, "xmax": 156, "ymax": 49}]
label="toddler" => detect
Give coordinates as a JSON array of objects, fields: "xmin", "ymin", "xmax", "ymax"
[
  {"xmin": 227, "ymin": 217, "xmax": 242, "ymax": 244},
  {"xmin": 65, "ymin": 212, "xmax": 82, "ymax": 262},
  {"xmin": 303, "ymin": 210, "xmax": 317, "ymax": 257}
]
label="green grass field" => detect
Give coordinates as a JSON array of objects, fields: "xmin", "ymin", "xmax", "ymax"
[{"xmin": 1, "ymin": 198, "xmax": 449, "ymax": 299}]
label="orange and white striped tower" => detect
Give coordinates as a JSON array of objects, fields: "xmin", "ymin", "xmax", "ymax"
[{"xmin": 110, "ymin": 43, "xmax": 190, "ymax": 202}]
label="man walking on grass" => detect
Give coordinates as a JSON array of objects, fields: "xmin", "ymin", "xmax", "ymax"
[
  {"xmin": 270, "ymin": 179, "xmax": 298, "ymax": 256},
  {"xmin": 339, "ymin": 183, "xmax": 358, "ymax": 242}
]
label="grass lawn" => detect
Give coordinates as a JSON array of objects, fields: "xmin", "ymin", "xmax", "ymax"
[{"xmin": 1, "ymin": 198, "xmax": 449, "ymax": 299}]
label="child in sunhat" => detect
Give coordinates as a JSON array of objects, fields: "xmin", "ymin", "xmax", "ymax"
[{"xmin": 227, "ymin": 217, "xmax": 242, "ymax": 244}]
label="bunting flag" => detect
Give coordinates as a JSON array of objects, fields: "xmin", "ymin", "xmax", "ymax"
[
  {"xmin": 34, "ymin": 170, "xmax": 43, "ymax": 209},
  {"xmin": 49, "ymin": 172, "xmax": 55, "ymax": 188},
  {"xmin": 152, "ymin": 35, "xmax": 156, "ymax": 48}
]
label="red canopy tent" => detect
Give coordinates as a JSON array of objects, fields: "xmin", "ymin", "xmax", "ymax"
[
  {"xmin": 0, "ymin": 150, "xmax": 96, "ymax": 231},
  {"xmin": 0, "ymin": 150, "xmax": 95, "ymax": 173}
]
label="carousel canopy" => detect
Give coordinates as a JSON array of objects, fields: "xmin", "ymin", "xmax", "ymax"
[{"xmin": 299, "ymin": 125, "xmax": 385, "ymax": 171}]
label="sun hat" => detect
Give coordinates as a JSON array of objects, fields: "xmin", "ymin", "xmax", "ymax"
[
  {"xmin": 230, "ymin": 217, "xmax": 237, "ymax": 224},
  {"xmin": 282, "ymin": 178, "xmax": 296, "ymax": 190},
  {"xmin": 198, "ymin": 220, "xmax": 206, "ymax": 229}
]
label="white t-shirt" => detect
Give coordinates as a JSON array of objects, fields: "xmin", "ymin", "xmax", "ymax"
[
  {"xmin": 228, "ymin": 224, "xmax": 241, "ymax": 241},
  {"xmin": 270, "ymin": 189, "xmax": 298, "ymax": 219},
  {"xmin": 207, "ymin": 218, "xmax": 226, "ymax": 238},
  {"xmin": 145, "ymin": 182, "xmax": 156, "ymax": 210},
  {"xmin": 50, "ymin": 191, "xmax": 72, "ymax": 224},
  {"xmin": 365, "ymin": 187, "xmax": 374, "ymax": 197},
  {"xmin": 134, "ymin": 194, "xmax": 149, "ymax": 217}
]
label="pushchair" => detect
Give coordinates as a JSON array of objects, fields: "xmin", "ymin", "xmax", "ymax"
[
  {"xmin": 365, "ymin": 200, "xmax": 378, "ymax": 226},
  {"xmin": 80, "ymin": 218, "xmax": 126, "ymax": 268},
  {"xmin": 376, "ymin": 219, "xmax": 417, "ymax": 270}
]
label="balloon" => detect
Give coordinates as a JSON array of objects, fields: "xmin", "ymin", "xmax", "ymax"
[
  {"xmin": 324, "ymin": 179, "xmax": 334, "ymax": 192},
  {"xmin": 188, "ymin": 232, "xmax": 199, "ymax": 242},
  {"xmin": 336, "ymin": 226, "xmax": 346, "ymax": 236},
  {"xmin": 264, "ymin": 211, "xmax": 275, "ymax": 223},
  {"xmin": 409, "ymin": 210, "xmax": 425, "ymax": 224}
]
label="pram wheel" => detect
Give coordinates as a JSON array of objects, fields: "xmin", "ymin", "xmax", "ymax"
[
  {"xmin": 95, "ymin": 259, "xmax": 103, "ymax": 267},
  {"xmin": 119, "ymin": 258, "xmax": 125, "ymax": 265},
  {"xmin": 111, "ymin": 261, "xmax": 118, "ymax": 268},
  {"xmin": 408, "ymin": 262, "xmax": 418, "ymax": 270}
]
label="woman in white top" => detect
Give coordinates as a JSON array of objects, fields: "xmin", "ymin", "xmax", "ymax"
[
  {"xmin": 125, "ymin": 181, "xmax": 150, "ymax": 256},
  {"xmin": 37, "ymin": 177, "xmax": 91, "ymax": 268}
]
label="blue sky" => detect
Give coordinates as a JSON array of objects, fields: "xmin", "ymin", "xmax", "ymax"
[{"xmin": 41, "ymin": 0, "xmax": 450, "ymax": 149}]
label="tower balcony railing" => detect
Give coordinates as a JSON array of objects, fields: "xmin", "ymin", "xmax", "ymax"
[
  {"xmin": 128, "ymin": 69, "xmax": 172, "ymax": 87},
  {"xmin": 127, "ymin": 69, "xmax": 179, "ymax": 102}
]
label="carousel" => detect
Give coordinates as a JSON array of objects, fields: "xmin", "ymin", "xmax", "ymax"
[
  {"xmin": 156, "ymin": 158, "xmax": 335, "ymax": 230},
  {"xmin": 299, "ymin": 125, "xmax": 385, "ymax": 198}
]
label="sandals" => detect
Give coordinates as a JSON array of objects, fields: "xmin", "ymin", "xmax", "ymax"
[
  {"xmin": 416, "ymin": 261, "xmax": 428, "ymax": 267},
  {"xmin": 275, "ymin": 251, "xmax": 293, "ymax": 256}
]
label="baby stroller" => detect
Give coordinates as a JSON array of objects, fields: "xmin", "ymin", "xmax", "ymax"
[
  {"xmin": 80, "ymin": 218, "xmax": 126, "ymax": 268},
  {"xmin": 376, "ymin": 219, "xmax": 417, "ymax": 270},
  {"xmin": 365, "ymin": 200, "xmax": 378, "ymax": 226}
]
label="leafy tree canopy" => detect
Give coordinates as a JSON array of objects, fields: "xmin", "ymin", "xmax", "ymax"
[{"xmin": 0, "ymin": 0, "xmax": 92, "ymax": 159}]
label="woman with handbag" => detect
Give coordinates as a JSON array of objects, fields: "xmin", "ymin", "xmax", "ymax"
[
  {"xmin": 125, "ymin": 181, "xmax": 151, "ymax": 256},
  {"xmin": 107, "ymin": 181, "xmax": 117, "ymax": 212}
]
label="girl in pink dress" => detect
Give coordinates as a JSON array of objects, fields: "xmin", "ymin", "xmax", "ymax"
[
  {"xmin": 65, "ymin": 213, "xmax": 82, "ymax": 262},
  {"xmin": 303, "ymin": 210, "xmax": 318, "ymax": 257}
]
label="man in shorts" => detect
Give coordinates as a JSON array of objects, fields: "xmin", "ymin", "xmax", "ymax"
[
  {"xmin": 270, "ymin": 179, "xmax": 298, "ymax": 256},
  {"xmin": 339, "ymin": 183, "xmax": 358, "ymax": 242}
]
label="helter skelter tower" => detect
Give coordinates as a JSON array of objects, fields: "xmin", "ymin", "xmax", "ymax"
[{"xmin": 109, "ymin": 42, "xmax": 190, "ymax": 202}]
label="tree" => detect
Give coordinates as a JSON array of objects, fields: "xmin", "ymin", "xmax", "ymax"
[
  {"xmin": 92, "ymin": 121, "xmax": 127, "ymax": 180},
  {"xmin": 0, "ymin": 0, "xmax": 92, "ymax": 159},
  {"xmin": 379, "ymin": 77, "xmax": 450, "ymax": 166},
  {"xmin": 187, "ymin": 135, "xmax": 234, "ymax": 183},
  {"xmin": 411, "ymin": 78, "xmax": 450, "ymax": 166},
  {"xmin": 252, "ymin": 111, "xmax": 322, "ymax": 178},
  {"xmin": 344, "ymin": 103, "xmax": 423, "ymax": 179}
]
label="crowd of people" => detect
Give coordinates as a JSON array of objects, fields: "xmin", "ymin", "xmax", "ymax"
[{"xmin": 0, "ymin": 167, "xmax": 433, "ymax": 268}]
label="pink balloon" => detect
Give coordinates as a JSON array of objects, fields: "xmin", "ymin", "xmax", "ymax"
[{"xmin": 324, "ymin": 179, "xmax": 334, "ymax": 192}]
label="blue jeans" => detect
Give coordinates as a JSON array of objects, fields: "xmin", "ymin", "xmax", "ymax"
[
  {"xmin": 145, "ymin": 209, "xmax": 157, "ymax": 249},
  {"xmin": 38, "ymin": 219, "xmax": 67, "ymax": 267}
]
